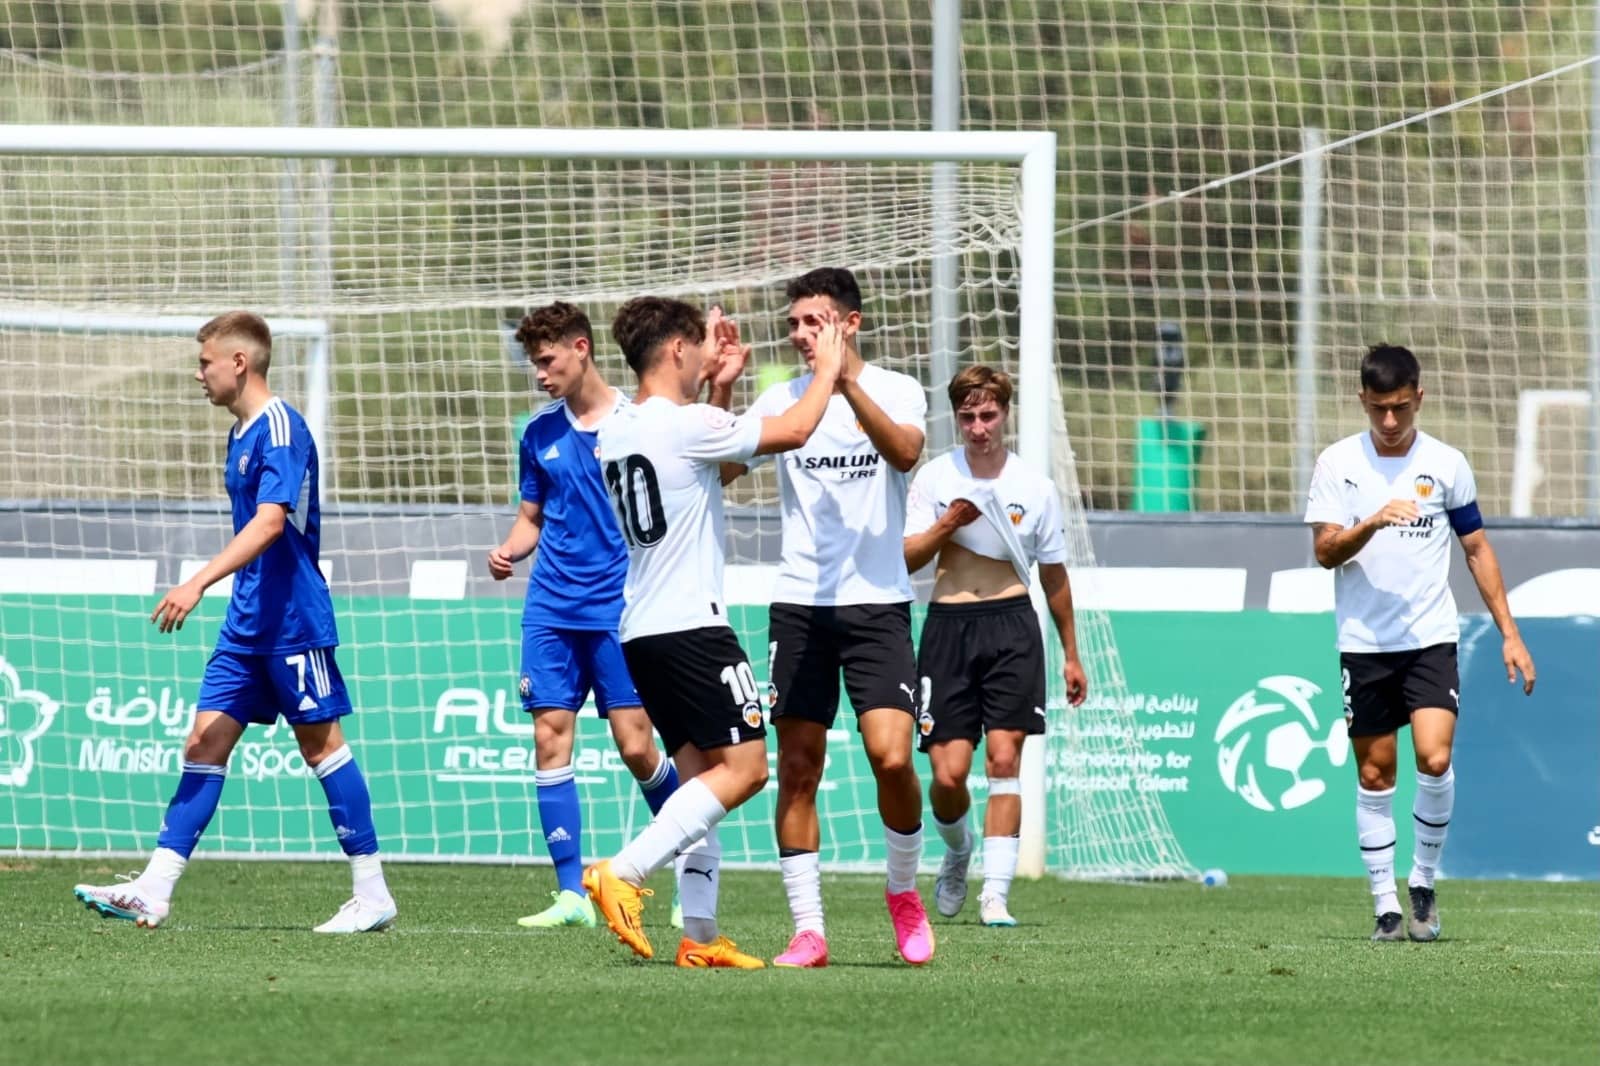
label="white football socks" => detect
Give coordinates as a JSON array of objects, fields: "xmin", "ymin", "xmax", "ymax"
[
  {"xmin": 136, "ymin": 847, "xmax": 187, "ymax": 903},
  {"xmin": 934, "ymin": 812, "xmax": 973, "ymax": 857},
  {"xmin": 884, "ymin": 824, "xmax": 923, "ymax": 895},
  {"xmin": 677, "ymin": 826, "xmax": 722, "ymax": 945},
  {"xmin": 780, "ymin": 851, "xmax": 825, "ymax": 935},
  {"xmin": 351, "ymin": 852, "xmax": 392, "ymax": 905},
  {"xmin": 981, "ymin": 835, "xmax": 1020, "ymax": 903},
  {"xmin": 1357, "ymin": 785, "xmax": 1399, "ymax": 915},
  {"xmin": 612, "ymin": 777, "xmax": 726, "ymax": 886},
  {"xmin": 1410, "ymin": 767, "xmax": 1455, "ymax": 890}
]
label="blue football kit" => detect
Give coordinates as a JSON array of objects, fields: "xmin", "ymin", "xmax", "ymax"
[
  {"xmin": 517, "ymin": 395, "xmax": 640, "ymax": 714},
  {"xmin": 198, "ymin": 397, "xmax": 350, "ymax": 725}
]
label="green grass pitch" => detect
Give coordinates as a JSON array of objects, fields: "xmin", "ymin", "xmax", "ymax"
[{"xmin": 5, "ymin": 859, "xmax": 1595, "ymax": 1065}]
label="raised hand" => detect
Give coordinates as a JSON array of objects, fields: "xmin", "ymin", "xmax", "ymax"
[
  {"xmin": 812, "ymin": 309, "xmax": 845, "ymax": 383},
  {"xmin": 710, "ymin": 305, "xmax": 750, "ymax": 389}
]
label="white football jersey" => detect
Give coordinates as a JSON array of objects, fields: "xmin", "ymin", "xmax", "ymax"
[
  {"xmin": 906, "ymin": 449, "xmax": 1068, "ymax": 587},
  {"xmin": 598, "ymin": 396, "xmax": 764, "ymax": 641},
  {"xmin": 1304, "ymin": 429, "xmax": 1479, "ymax": 653},
  {"xmin": 746, "ymin": 363, "xmax": 927, "ymax": 606}
]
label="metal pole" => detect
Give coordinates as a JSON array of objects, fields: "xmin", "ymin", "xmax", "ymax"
[
  {"xmin": 1014, "ymin": 137, "xmax": 1057, "ymax": 881},
  {"xmin": 279, "ymin": 0, "xmax": 300, "ymax": 305},
  {"xmin": 1588, "ymin": 4, "xmax": 1600, "ymax": 517},
  {"xmin": 928, "ymin": 0, "xmax": 961, "ymax": 455},
  {"xmin": 307, "ymin": 0, "xmax": 338, "ymax": 489},
  {"xmin": 1294, "ymin": 128, "xmax": 1324, "ymax": 509}
]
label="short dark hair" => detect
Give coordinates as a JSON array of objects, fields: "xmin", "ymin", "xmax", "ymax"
[
  {"xmin": 196, "ymin": 310, "xmax": 272, "ymax": 373},
  {"xmin": 948, "ymin": 364, "xmax": 1013, "ymax": 411},
  {"xmin": 611, "ymin": 296, "xmax": 705, "ymax": 375},
  {"xmin": 1360, "ymin": 344, "xmax": 1420, "ymax": 393},
  {"xmin": 515, "ymin": 301, "xmax": 593, "ymax": 357},
  {"xmin": 785, "ymin": 267, "xmax": 863, "ymax": 314}
]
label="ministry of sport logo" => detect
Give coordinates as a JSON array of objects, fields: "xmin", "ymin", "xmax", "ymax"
[
  {"xmin": 0, "ymin": 655, "xmax": 60, "ymax": 788},
  {"xmin": 1214, "ymin": 674, "xmax": 1349, "ymax": 813}
]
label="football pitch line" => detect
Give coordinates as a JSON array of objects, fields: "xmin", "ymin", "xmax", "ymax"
[{"xmin": 26, "ymin": 915, "xmax": 1599, "ymax": 956}]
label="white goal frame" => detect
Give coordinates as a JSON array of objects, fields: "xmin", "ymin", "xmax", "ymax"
[
  {"xmin": 0, "ymin": 308, "xmax": 333, "ymax": 485},
  {"xmin": 0, "ymin": 123, "xmax": 1059, "ymax": 869}
]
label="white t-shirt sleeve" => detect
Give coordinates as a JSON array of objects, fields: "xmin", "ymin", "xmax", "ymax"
[
  {"xmin": 885, "ymin": 372, "xmax": 928, "ymax": 432},
  {"xmin": 1034, "ymin": 485, "xmax": 1069, "ymax": 565},
  {"xmin": 1446, "ymin": 450, "xmax": 1478, "ymax": 509},
  {"xmin": 739, "ymin": 382, "xmax": 788, "ymax": 470},
  {"xmin": 905, "ymin": 463, "xmax": 938, "ymax": 537},
  {"xmin": 679, "ymin": 404, "xmax": 764, "ymax": 465},
  {"xmin": 1303, "ymin": 452, "xmax": 1347, "ymax": 526}
]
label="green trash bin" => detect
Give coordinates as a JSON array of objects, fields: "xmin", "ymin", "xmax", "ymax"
[{"xmin": 1131, "ymin": 416, "xmax": 1205, "ymax": 512}]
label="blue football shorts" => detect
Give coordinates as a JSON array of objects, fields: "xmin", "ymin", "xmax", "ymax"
[
  {"xmin": 198, "ymin": 646, "xmax": 353, "ymax": 727},
  {"xmin": 520, "ymin": 625, "xmax": 641, "ymax": 716}
]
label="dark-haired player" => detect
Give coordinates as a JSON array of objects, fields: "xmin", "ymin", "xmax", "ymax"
[
  {"xmin": 583, "ymin": 296, "xmax": 841, "ymax": 968},
  {"xmin": 488, "ymin": 302, "xmax": 683, "ymax": 930},
  {"xmin": 725, "ymin": 266, "xmax": 935, "ymax": 968},
  {"xmin": 1305, "ymin": 344, "xmax": 1534, "ymax": 942}
]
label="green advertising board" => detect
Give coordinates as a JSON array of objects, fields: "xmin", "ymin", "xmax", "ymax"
[
  {"xmin": 1064, "ymin": 611, "xmax": 1415, "ymax": 876},
  {"xmin": 0, "ymin": 597, "xmax": 1409, "ymax": 877}
]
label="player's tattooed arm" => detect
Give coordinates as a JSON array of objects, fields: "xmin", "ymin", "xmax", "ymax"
[{"xmin": 1311, "ymin": 501, "xmax": 1413, "ymax": 569}]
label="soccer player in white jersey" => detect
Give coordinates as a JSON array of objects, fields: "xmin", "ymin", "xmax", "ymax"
[
  {"xmin": 903, "ymin": 366, "xmax": 1088, "ymax": 927},
  {"xmin": 1304, "ymin": 344, "xmax": 1535, "ymax": 942},
  {"xmin": 583, "ymin": 296, "xmax": 842, "ymax": 967},
  {"xmin": 72, "ymin": 311, "xmax": 396, "ymax": 933},
  {"xmin": 487, "ymin": 302, "xmax": 685, "ymax": 931},
  {"xmin": 726, "ymin": 267, "xmax": 935, "ymax": 968}
]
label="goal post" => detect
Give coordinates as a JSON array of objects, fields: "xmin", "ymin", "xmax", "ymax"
[{"xmin": 0, "ymin": 122, "xmax": 1191, "ymax": 880}]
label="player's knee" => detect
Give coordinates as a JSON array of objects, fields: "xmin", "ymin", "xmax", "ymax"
[
  {"xmin": 619, "ymin": 746, "xmax": 657, "ymax": 780},
  {"xmin": 1416, "ymin": 750, "xmax": 1453, "ymax": 777},
  {"xmin": 1357, "ymin": 764, "xmax": 1396, "ymax": 791},
  {"xmin": 740, "ymin": 761, "xmax": 771, "ymax": 800},
  {"xmin": 777, "ymin": 748, "xmax": 824, "ymax": 795},
  {"xmin": 984, "ymin": 751, "xmax": 1022, "ymax": 780},
  {"xmin": 183, "ymin": 736, "xmax": 226, "ymax": 764},
  {"xmin": 869, "ymin": 744, "xmax": 913, "ymax": 779},
  {"xmin": 534, "ymin": 722, "xmax": 576, "ymax": 764},
  {"xmin": 928, "ymin": 758, "xmax": 967, "ymax": 794}
]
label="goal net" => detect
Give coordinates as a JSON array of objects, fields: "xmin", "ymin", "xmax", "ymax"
[{"xmin": 0, "ymin": 124, "xmax": 1190, "ymax": 878}]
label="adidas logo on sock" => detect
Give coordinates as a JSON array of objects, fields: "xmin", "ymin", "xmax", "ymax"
[
  {"xmin": 298, "ymin": 694, "xmax": 319, "ymax": 712},
  {"xmin": 543, "ymin": 444, "xmax": 560, "ymax": 460},
  {"xmin": 545, "ymin": 827, "xmax": 572, "ymax": 844}
]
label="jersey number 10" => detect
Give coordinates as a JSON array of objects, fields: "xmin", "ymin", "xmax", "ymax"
[{"xmin": 604, "ymin": 455, "xmax": 668, "ymax": 548}]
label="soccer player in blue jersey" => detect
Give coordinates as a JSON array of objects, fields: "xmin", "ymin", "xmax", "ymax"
[
  {"xmin": 488, "ymin": 302, "xmax": 684, "ymax": 929},
  {"xmin": 72, "ymin": 311, "xmax": 396, "ymax": 933}
]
